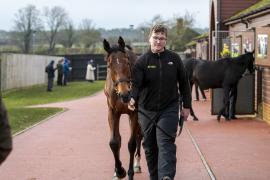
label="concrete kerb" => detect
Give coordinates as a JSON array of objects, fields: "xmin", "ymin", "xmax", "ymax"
[
  {"xmin": 12, "ymin": 108, "xmax": 67, "ymax": 137},
  {"xmin": 13, "ymin": 90, "xmax": 104, "ymax": 137}
]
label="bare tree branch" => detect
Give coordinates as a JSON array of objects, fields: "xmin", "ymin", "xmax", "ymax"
[
  {"xmin": 79, "ymin": 19, "xmax": 101, "ymax": 49},
  {"xmin": 43, "ymin": 6, "xmax": 68, "ymax": 54},
  {"xmin": 13, "ymin": 4, "xmax": 42, "ymax": 53}
]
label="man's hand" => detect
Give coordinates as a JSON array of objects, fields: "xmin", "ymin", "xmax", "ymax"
[
  {"xmin": 128, "ymin": 98, "xmax": 136, "ymax": 111},
  {"xmin": 181, "ymin": 108, "xmax": 190, "ymax": 121}
]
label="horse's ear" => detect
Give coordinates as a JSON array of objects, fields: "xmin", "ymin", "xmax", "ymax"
[
  {"xmin": 252, "ymin": 49, "xmax": 255, "ymax": 54},
  {"xmin": 118, "ymin": 36, "xmax": 125, "ymax": 50},
  {"xmin": 103, "ymin": 39, "xmax": 111, "ymax": 53},
  {"xmin": 244, "ymin": 49, "xmax": 248, "ymax": 54}
]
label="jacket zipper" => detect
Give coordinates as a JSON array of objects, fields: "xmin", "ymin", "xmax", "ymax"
[{"xmin": 158, "ymin": 53, "xmax": 162, "ymax": 110}]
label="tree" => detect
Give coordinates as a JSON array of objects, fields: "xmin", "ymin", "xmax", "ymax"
[
  {"xmin": 43, "ymin": 6, "xmax": 68, "ymax": 54},
  {"xmin": 58, "ymin": 19, "xmax": 77, "ymax": 48},
  {"xmin": 13, "ymin": 4, "xmax": 42, "ymax": 53},
  {"xmin": 79, "ymin": 19, "xmax": 101, "ymax": 50},
  {"xmin": 167, "ymin": 12, "xmax": 197, "ymax": 51},
  {"xmin": 148, "ymin": 15, "xmax": 168, "ymax": 27}
]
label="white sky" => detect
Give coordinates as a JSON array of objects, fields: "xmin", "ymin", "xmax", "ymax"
[{"xmin": 0, "ymin": 0, "xmax": 210, "ymax": 30}]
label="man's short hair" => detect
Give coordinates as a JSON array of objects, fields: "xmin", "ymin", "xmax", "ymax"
[{"xmin": 149, "ymin": 24, "xmax": 168, "ymax": 37}]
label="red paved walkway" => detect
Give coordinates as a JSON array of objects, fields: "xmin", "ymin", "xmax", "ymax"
[{"xmin": 0, "ymin": 91, "xmax": 270, "ymax": 180}]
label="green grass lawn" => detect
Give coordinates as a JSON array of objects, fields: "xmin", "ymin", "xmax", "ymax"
[{"xmin": 2, "ymin": 81, "xmax": 104, "ymax": 134}]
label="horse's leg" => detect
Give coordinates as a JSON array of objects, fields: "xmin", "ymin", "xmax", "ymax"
[
  {"xmin": 108, "ymin": 109, "xmax": 126, "ymax": 179},
  {"xmin": 199, "ymin": 86, "xmax": 207, "ymax": 100},
  {"xmin": 217, "ymin": 86, "xmax": 230, "ymax": 121},
  {"xmin": 190, "ymin": 83, "xmax": 199, "ymax": 120},
  {"xmin": 195, "ymin": 83, "xmax": 199, "ymax": 101},
  {"xmin": 229, "ymin": 84, "xmax": 238, "ymax": 119},
  {"xmin": 127, "ymin": 112, "xmax": 140, "ymax": 180},
  {"xmin": 190, "ymin": 106, "xmax": 199, "ymax": 121},
  {"xmin": 134, "ymin": 127, "xmax": 142, "ymax": 173}
]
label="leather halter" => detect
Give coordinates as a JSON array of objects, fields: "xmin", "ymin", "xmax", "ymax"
[
  {"xmin": 114, "ymin": 78, "xmax": 131, "ymax": 87},
  {"xmin": 107, "ymin": 50, "xmax": 132, "ymax": 92}
]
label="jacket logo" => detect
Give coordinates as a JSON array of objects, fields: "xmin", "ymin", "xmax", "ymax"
[
  {"xmin": 147, "ymin": 65, "xmax": 156, "ymax": 69},
  {"xmin": 168, "ymin": 61, "xmax": 174, "ymax": 65}
]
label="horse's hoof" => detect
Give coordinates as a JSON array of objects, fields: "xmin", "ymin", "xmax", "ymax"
[
  {"xmin": 225, "ymin": 117, "xmax": 231, "ymax": 121},
  {"xmin": 229, "ymin": 116, "xmax": 238, "ymax": 119},
  {"xmin": 193, "ymin": 117, "xmax": 199, "ymax": 121},
  {"xmin": 217, "ymin": 115, "xmax": 221, "ymax": 122},
  {"xmin": 112, "ymin": 173, "xmax": 120, "ymax": 180},
  {"xmin": 134, "ymin": 165, "xmax": 142, "ymax": 173},
  {"xmin": 115, "ymin": 167, "xmax": 126, "ymax": 179}
]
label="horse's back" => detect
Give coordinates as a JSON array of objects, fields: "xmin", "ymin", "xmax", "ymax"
[
  {"xmin": 194, "ymin": 60, "xmax": 228, "ymax": 89},
  {"xmin": 194, "ymin": 58, "xmax": 247, "ymax": 89},
  {"xmin": 182, "ymin": 58, "xmax": 201, "ymax": 82}
]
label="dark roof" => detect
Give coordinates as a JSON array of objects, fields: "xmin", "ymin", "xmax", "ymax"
[
  {"xmin": 193, "ymin": 33, "xmax": 209, "ymax": 41},
  {"xmin": 225, "ymin": 0, "xmax": 270, "ymax": 23},
  {"xmin": 185, "ymin": 41, "xmax": 196, "ymax": 47}
]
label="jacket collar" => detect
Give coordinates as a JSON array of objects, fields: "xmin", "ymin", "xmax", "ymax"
[{"xmin": 147, "ymin": 48, "xmax": 167, "ymax": 57}]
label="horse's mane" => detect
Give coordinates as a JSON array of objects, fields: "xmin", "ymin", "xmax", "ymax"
[
  {"xmin": 107, "ymin": 45, "xmax": 125, "ymax": 55},
  {"xmin": 213, "ymin": 53, "xmax": 250, "ymax": 66},
  {"xmin": 106, "ymin": 44, "xmax": 133, "ymax": 56},
  {"xmin": 105, "ymin": 43, "xmax": 137, "ymax": 68},
  {"xmin": 126, "ymin": 46, "xmax": 137, "ymax": 66},
  {"xmin": 125, "ymin": 45, "xmax": 133, "ymax": 51}
]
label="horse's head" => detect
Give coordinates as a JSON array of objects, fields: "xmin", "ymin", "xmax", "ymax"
[
  {"xmin": 103, "ymin": 36, "xmax": 132, "ymax": 103},
  {"xmin": 244, "ymin": 49, "xmax": 255, "ymax": 74}
]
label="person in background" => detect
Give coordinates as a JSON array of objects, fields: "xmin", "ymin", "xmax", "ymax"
[
  {"xmin": 56, "ymin": 59, "xmax": 64, "ymax": 86},
  {"xmin": 128, "ymin": 24, "xmax": 191, "ymax": 180},
  {"xmin": 45, "ymin": 60, "xmax": 55, "ymax": 92},
  {"xmin": 63, "ymin": 58, "xmax": 70, "ymax": 86},
  {"xmin": 0, "ymin": 96, "xmax": 12, "ymax": 165},
  {"xmin": 85, "ymin": 59, "xmax": 96, "ymax": 83}
]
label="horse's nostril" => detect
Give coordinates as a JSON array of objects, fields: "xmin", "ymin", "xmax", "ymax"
[{"xmin": 120, "ymin": 93, "xmax": 131, "ymax": 103}]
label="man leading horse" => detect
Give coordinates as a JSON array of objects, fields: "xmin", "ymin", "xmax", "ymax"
[{"xmin": 128, "ymin": 24, "xmax": 191, "ymax": 180}]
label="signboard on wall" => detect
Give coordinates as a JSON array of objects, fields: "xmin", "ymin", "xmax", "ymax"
[
  {"xmin": 257, "ymin": 34, "xmax": 268, "ymax": 59},
  {"xmin": 243, "ymin": 38, "xmax": 252, "ymax": 52},
  {"xmin": 231, "ymin": 42, "xmax": 240, "ymax": 57},
  {"xmin": 256, "ymin": 27, "xmax": 270, "ymax": 67}
]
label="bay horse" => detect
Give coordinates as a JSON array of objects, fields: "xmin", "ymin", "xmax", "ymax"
[
  {"xmin": 103, "ymin": 37, "xmax": 142, "ymax": 180},
  {"xmin": 0, "ymin": 96, "xmax": 12, "ymax": 165},
  {"xmin": 183, "ymin": 50, "xmax": 255, "ymax": 121}
]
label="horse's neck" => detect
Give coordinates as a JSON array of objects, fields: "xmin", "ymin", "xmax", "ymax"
[
  {"xmin": 233, "ymin": 55, "xmax": 248, "ymax": 68},
  {"xmin": 127, "ymin": 50, "xmax": 137, "ymax": 67}
]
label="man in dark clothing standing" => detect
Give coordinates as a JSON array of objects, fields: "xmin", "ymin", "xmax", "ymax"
[
  {"xmin": 0, "ymin": 97, "xmax": 12, "ymax": 165},
  {"xmin": 45, "ymin": 60, "xmax": 55, "ymax": 92},
  {"xmin": 128, "ymin": 24, "xmax": 191, "ymax": 180},
  {"xmin": 56, "ymin": 59, "xmax": 63, "ymax": 86}
]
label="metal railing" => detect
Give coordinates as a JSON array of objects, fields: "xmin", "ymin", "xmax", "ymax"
[{"xmin": 97, "ymin": 64, "xmax": 107, "ymax": 80}]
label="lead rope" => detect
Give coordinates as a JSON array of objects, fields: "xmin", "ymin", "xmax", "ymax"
[{"xmin": 137, "ymin": 109, "xmax": 184, "ymax": 140}]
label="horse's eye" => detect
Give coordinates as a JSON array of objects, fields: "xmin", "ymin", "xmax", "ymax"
[{"xmin": 107, "ymin": 61, "xmax": 112, "ymax": 68}]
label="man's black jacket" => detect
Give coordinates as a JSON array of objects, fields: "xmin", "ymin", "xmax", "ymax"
[{"xmin": 131, "ymin": 49, "xmax": 191, "ymax": 111}]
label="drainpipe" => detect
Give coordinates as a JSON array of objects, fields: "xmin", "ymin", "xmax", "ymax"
[
  {"xmin": 241, "ymin": 18, "xmax": 249, "ymax": 29},
  {"xmin": 217, "ymin": 0, "xmax": 221, "ymax": 31},
  {"xmin": 215, "ymin": 0, "xmax": 221, "ymax": 60},
  {"xmin": 0, "ymin": 54, "xmax": 1, "ymax": 95}
]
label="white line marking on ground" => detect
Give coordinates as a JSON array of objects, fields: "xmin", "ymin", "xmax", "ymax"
[{"xmin": 185, "ymin": 125, "xmax": 216, "ymax": 180}]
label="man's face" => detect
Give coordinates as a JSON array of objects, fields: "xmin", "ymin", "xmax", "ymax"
[{"xmin": 149, "ymin": 32, "xmax": 167, "ymax": 53}]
